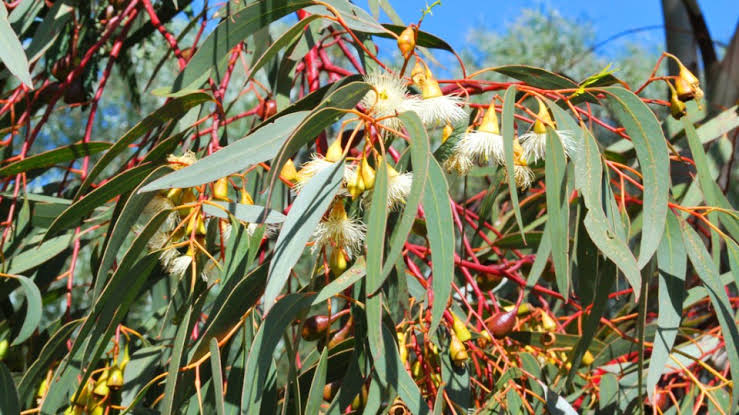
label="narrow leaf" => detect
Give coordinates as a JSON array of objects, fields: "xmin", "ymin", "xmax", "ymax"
[
  {"xmin": 265, "ymin": 161, "xmax": 343, "ymax": 312},
  {"xmin": 501, "ymin": 85, "xmax": 525, "ymax": 239},
  {"xmin": 366, "ymin": 160, "xmax": 389, "ymax": 293},
  {"xmin": 0, "ymin": 142, "xmax": 111, "ymax": 177},
  {"xmin": 424, "ymin": 157, "xmax": 455, "ymax": 334}
]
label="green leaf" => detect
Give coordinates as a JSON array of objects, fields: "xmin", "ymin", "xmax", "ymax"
[
  {"xmin": 0, "ymin": 3, "xmax": 32, "ymax": 88},
  {"xmin": 647, "ymin": 212, "xmax": 686, "ymax": 398},
  {"xmin": 246, "ymin": 15, "xmax": 321, "ymax": 84},
  {"xmin": 241, "ymin": 293, "xmax": 315, "ymax": 414},
  {"xmin": 6, "ymin": 233, "xmax": 73, "ymax": 274},
  {"xmin": 69, "ymin": 210, "xmax": 170, "ymax": 367},
  {"xmin": 264, "ymin": 161, "xmax": 343, "ymax": 313},
  {"xmin": 0, "ymin": 142, "xmax": 111, "ymax": 177},
  {"xmin": 202, "ymin": 201, "xmax": 286, "ymax": 224},
  {"xmin": 209, "ymin": 339, "xmax": 226, "ymax": 415},
  {"xmin": 304, "ymin": 348, "xmax": 328, "ymax": 415},
  {"xmin": 366, "ymin": 160, "xmax": 389, "ymax": 294},
  {"xmin": 683, "ymin": 118, "xmax": 739, "ymax": 240},
  {"xmin": 140, "ymin": 111, "xmax": 307, "ymax": 192},
  {"xmin": 680, "ymin": 219, "xmax": 739, "ymax": 414},
  {"xmin": 190, "ymin": 262, "xmax": 268, "ymax": 361},
  {"xmin": 381, "ymin": 111, "xmax": 430, "ymax": 279},
  {"xmin": 545, "ymin": 127, "xmax": 570, "ymax": 299},
  {"xmin": 170, "ymin": 0, "xmax": 314, "ymax": 93},
  {"xmin": 583, "ymin": 210, "xmax": 642, "ymax": 297},
  {"xmin": 423, "ymin": 157, "xmax": 455, "ymax": 334},
  {"xmin": 46, "ymin": 164, "xmax": 154, "ymax": 238},
  {"xmin": 0, "ymin": 362, "xmax": 20, "ymax": 415},
  {"xmin": 381, "ymin": 324, "xmax": 430, "ymax": 415},
  {"xmin": 4, "ymin": 274, "xmax": 41, "ymax": 346},
  {"xmin": 312, "ymin": 257, "xmax": 366, "ymax": 304},
  {"xmin": 573, "ymin": 124, "xmax": 603, "ymax": 213},
  {"xmin": 17, "ymin": 319, "xmax": 80, "ymax": 402},
  {"xmin": 501, "ymin": 85, "xmax": 525, "ymax": 240},
  {"xmin": 76, "ymin": 91, "xmax": 212, "ymax": 198},
  {"xmin": 93, "ymin": 167, "xmax": 171, "ymax": 299},
  {"xmin": 566, "ymin": 259, "xmax": 616, "ymax": 384},
  {"xmin": 161, "ymin": 303, "xmax": 195, "ymax": 414},
  {"xmin": 24, "ymin": 0, "xmax": 73, "ymax": 65},
  {"xmin": 493, "ymin": 65, "xmax": 577, "ymax": 90},
  {"xmin": 603, "ymin": 87, "xmax": 669, "ymax": 268}
]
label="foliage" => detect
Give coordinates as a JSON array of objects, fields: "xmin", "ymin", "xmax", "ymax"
[{"xmin": 0, "ymin": 1, "xmax": 738, "ymax": 414}]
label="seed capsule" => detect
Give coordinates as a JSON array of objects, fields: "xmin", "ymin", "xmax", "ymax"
[
  {"xmin": 670, "ymin": 90, "xmax": 687, "ymax": 119},
  {"xmin": 485, "ymin": 309, "xmax": 517, "ymax": 338},
  {"xmin": 301, "ymin": 315, "xmax": 330, "ymax": 341}
]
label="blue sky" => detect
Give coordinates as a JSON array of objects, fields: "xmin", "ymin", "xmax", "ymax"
[{"xmin": 356, "ymin": 0, "xmax": 737, "ymax": 54}]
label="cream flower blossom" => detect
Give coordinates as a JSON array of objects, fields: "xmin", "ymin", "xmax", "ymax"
[
  {"xmin": 511, "ymin": 164, "xmax": 535, "ymax": 190},
  {"xmin": 361, "ymin": 72, "xmax": 419, "ymax": 130},
  {"xmin": 167, "ymin": 253, "xmax": 193, "ymax": 278},
  {"xmin": 293, "ymin": 156, "xmax": 357, "ymax": 195},
  {"xmin": 443, "ymin": 152, "xmax": 474, "ymax": 176},
  {"xmin": 444, "ymin": 100, "xmax": 502, "ymax": 174},
  {"xmin": 386, "ymin": 169, "xmax": 412, "ymax": 211},
  {"xmin": 520, "ymin": 98, "xmax": 577, "ymax": 164},
  {"xmin": 142, "ymin": 195, "xmax": 177, "ymax": 232},
  {"xmin": 520, "ymin": 130, "xmax": 576, "ymax": 165},
  {"xmin": 411, "ymin": 62, "xmax": 466, "ymax": 126},
  {"xmin": 166, "ymin": 150, "xmax": 197, "ymax": 170},
  {"xmin": 311, "ymin": 200, "xmax": 366, "ymax": 258}
]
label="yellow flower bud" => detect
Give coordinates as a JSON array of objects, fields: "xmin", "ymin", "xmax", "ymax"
[
  {"xmin": 347, "ymin": 171, "xmax": 365, "ymax": 199},
  {"xmin": 397, "ymin": 331, "xmax": 408, "ymax": 364},
  {"xmin": 582, "ymin": 350, "xmax": 595, "ymax": 366},
  {"xmin": 513, "ymin": 138, "xmax": 526, "ymax": 166},
  {"xmin": 280, "ymin": 159, "xmax": 298, "ymax": 182},
  {"xmin": 479, "ymin": 101, "xmax": 500, "ymax": 135},
  {"xmin": 533, "ymin": 98, "xmax": 554, "ymax": 135},
  {"xmin": 451, "ymin": 313, "xmax": 471, "ymax": 342},
  {"xmin": 477, "ymin": 330, "xmax": 492, "ymax": 348},
  {"xmin": 166, "ymin": 187, "xmax": 182, "ymax": 203},
  {"xmin": 186, "ymin": 213, "xmax": 206, "ymax": 236},
  {"xmin": 325, "ymin": 137, "xmax": 344, "ymax": 163},
  {"xmin": 328, "ymin": 248, "xmax": 347, "ymax": 276},
  {"xmin": 449, "ymin": 334, "xmax": 468, "ymax": 367},
  {"xmin": 93, "ymin": 379, "xmax": 109, "ymax": 397},
  {"xmin": 213, "ymin": 177, "xmax": 229, "ymax": 201},
  {"xmin": 179, "ymin": 188, "xmax": 197, "ymax": 218},
  {"xmin": 107, "ymin": 365, "xmax": 124, "ymax": 389},
  {"xmin": 397, "ymin": 25, "xmax": 417, "ymax": 59},
  {"xmin": 411, "ymin": 61, "xmax": 426, "ymax": 86},
  {"xmin": 0, "ymin": 339, "xmax": 7, "ymax": 361},
  {"xmin": 412, "ymin": 360, "xmax": 422, "ymax": 378},
  {"xmin": 541, "ymin": 311, "xmax": 557, "ymax": 332},
  {"xmin": 670, "ymin": 88, "xmax": 687, "ymax": 119},
  {"xmin": 240, "ymin": 190, "xmax": 254, "ymax": 205},
  {"xmin": 442, "ymin": 123, "xmax": 454, "ymax": 143},
  {"xmin": 360, "ymin": 155, "xmax": 376, "ymax": 189}
]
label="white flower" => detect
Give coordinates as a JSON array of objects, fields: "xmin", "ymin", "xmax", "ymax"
[
  {"xmin": 454, "ymin": 131, "xmax": 505, "ymax": 165},
  {"xmin": 386, "ymin": 171, "xmax": 412, "ymax": 210},
  {"xmin": 443, "ymin": 152, "xmax": 474, "ymax": 176},
  {"xmin": 311, "ymin": 201, "xmax": 366, "ymax": 258},
  {"xmin": 415, "ymin": 95, "xmax": 467, "ymax": 126},
  {"xmin": 519, "ymin": 130, "xmax": 577, "ymax": 164},
  {"xmin": 361, "ymin": 72, "xmax": 419, "ymax": 130},
  {"xmin": 167, "ymin": 254, "xmax": 193, "ymax": 278},
  {"xmin": 166, "ymin": 150, "xmax": 197, "ymax": 170},
  {"xmin": 510, "ymin": 164, "xmax": 535, "ymax": 190},
  {"xmin": 294, "ymin": 155, "xmax": 356, "ymax": 195},
  {"xmin": 142, "ymin": 195, "xmax": 177, "ymax": 232}
]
